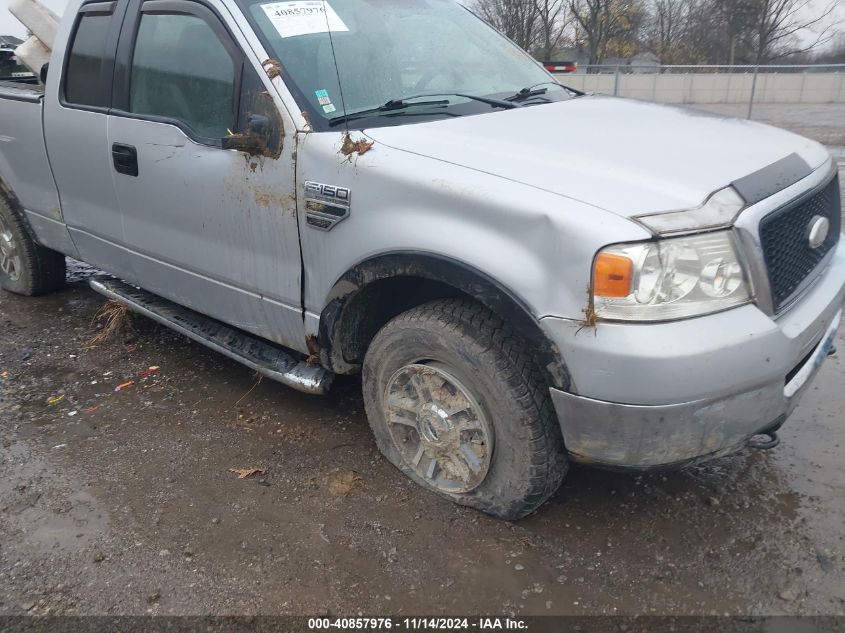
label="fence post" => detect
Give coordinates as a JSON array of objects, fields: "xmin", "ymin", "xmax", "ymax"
[
  {"xmin": 747, "ymin": 64, "xmax": 759, "ymax": 119},
  {"xmin": 799, "ymin": 69, "xmax": 807, "ymax": 104},
  {"xmin": 652, "ymin": 68, "xmax": 658, "ymax": 101},
  {"xmin": 613, "ymin": 65, "xmax": 620, "ymax": 96}
]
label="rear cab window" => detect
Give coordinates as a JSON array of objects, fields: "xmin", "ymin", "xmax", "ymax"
[{"xmin": 63, "ymin": 1, "xmax": 118, "ymax": 108}]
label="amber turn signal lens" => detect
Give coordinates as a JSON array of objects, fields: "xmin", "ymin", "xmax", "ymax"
[{"xmin": 594, "ymin": 252, "xmax": 634, "ymax": 298}]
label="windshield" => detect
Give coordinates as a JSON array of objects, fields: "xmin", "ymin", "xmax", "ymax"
[{"xmin": 239, "ymin": 0, "xmax": 562, "ymax": 130}]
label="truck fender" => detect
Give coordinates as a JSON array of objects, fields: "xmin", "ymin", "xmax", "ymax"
[{"xmin": 317, "ymin": 251, "xmax": 571, "ymax": 391}]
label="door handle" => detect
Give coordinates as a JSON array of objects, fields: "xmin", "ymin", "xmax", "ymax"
[{"xmin": 112, "ymin": 143, "xmax": 138, "ymax": 177}]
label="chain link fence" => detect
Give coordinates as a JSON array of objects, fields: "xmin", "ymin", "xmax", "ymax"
[{"xmin": 555, "ymin": 64, "xmax": 845, "ymax": 118}]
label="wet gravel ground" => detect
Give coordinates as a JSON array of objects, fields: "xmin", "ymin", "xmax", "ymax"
[
  {"xmin": 1, "ymin": 112, "xmax": 845, "ymax": 618},
  {"xmin": 689, "ymin": 103, "xmax": 845, "ymax": 146}
]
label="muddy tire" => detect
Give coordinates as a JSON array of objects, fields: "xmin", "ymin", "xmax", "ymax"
[
  {"xmin": 0, "ymin": 196, "xmax": 66, "ymax": 296},
  {"xmin": 362, "ymin": 299, "xmax": 567, "ymax": 520}
]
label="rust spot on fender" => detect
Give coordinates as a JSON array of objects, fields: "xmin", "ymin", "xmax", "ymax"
[
  {"xmin": 340, "ymin": 132, "xmax": 374, "ymax": 162},
  {"xmin": 575, "ymin": 288, "xmax": 598, "ymax": 336},
  {"xmin": 253, "ymin": 186, "xmax": 292, "ymax": 210},
  {"xmin": 581, "ymin": 304, "xmax": 597, "ymax": 328}
]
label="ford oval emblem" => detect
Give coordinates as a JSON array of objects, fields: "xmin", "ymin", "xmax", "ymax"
[{"xmin": 807, "ymin": 215, "xmax": 830, "ymax": 250}]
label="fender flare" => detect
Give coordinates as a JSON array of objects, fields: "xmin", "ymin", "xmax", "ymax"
[
  {"xmin": 317, "ymin": 251, "xmax": 571, "ymax": 391},
  {"xmin": 0, "ymin": 176, "xmax": 36, "ymax": 241}
]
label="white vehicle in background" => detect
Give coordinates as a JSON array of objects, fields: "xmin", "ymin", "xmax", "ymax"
[{"xmin": 0, "ymin": 0, "xmax": 843, "ymax": 519}]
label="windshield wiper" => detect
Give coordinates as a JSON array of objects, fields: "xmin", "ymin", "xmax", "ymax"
[
  {"xmin": 506, "ymin": 81, "xmax": 583, "ymax": 102},
  {"xmin": 328, "ymin": 93, "xmax": 519, "ymax": 127},
  {"xmin": 419, "ymin": 92, "xmax": 520, "ymax": 110},
  {"xmin": 328, "ymin": 98, "xmax": 451, "ymax": 127}
]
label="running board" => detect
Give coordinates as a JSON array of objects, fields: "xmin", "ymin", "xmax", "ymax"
[{"xmin": 89, "ymin": 277, "xmax": 333, "ymax": 395}]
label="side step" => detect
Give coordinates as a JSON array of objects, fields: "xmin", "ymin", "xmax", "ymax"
[{"xmin": 89, "ymin": 277, "xmax": 333, "ymax": 395}]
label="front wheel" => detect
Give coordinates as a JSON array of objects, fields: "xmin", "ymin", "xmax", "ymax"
[{"xmin": 362, "ymin": 299, "xmax": 567, "ymax": 520}]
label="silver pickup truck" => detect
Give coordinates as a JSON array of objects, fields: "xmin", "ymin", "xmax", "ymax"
[{"xmin": 1, "ymin": 0, "xmax": 843, "ymax": 519}]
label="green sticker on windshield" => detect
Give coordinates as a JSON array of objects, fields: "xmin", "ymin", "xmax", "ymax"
[
  {"xmin": 315, "ymin": 89, "xmax": 335, "ymax": 111},
  {"xmin": 315, "ymin": 89, "xmax": 332, "ymax": 106}
]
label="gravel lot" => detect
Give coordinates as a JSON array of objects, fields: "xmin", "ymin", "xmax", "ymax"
[
  {"xmin": 1, "ymin": 104, "xmax": 844, "ymax": 618},
  {"xmin": 689, "ymin": 103, "xmax": 845, "ymax": 147}
]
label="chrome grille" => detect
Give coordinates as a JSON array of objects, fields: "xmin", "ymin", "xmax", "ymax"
[{"xmin": 759, "ymin": 175, "xmax": 841, "ymax": 312}]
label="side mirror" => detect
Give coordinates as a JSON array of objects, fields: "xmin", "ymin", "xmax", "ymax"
[
  {"xmin": 222, "ymin": 69, "xmax": 283, "ymax": 158},
  {"xmin": 222, "ymin": 114, "xmax": 272, "ymax": 154},
  {"xmin": 247, "ymin": 114, "xmax": 270, "ymax": 138}
]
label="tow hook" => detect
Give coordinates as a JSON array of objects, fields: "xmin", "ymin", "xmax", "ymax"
[
  {"xmin": 828, "ymin": 345, "xmax": 837, "ymax": 357},
  {"xmin": 747, "ymin": 431, "xmax": 780, "ymax": 451}
]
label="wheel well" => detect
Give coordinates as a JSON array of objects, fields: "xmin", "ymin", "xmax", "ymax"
[
  {"xmin": 0, "ymin": 177, "xmax": 22, "ymax": 214},
  {"xmin": 317, "ymin": 254, "xmax": 571, "ymax": 391},
  {"xmin": 0, "ymin": 177, "xmax": 34, "ymax": 241},
  {"xmin": 326, "ymin": 276, "xmax": 468, "ymax": 371}
]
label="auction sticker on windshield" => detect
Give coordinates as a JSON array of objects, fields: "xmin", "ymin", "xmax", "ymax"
[{"xmin": 260, "ymin": 1, "xmax": 349, "ymax": 38}]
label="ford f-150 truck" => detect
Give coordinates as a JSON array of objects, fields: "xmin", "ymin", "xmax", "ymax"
[{"xmin": 1, "ymin": 0, "xmax": 843, "ymax": 520}]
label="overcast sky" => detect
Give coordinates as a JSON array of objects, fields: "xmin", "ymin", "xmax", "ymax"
[
  {"xmin": 1, "ymin": 0, "xmax": 64, "ymax": 39},
  {"xmin": 2, "ymin": 0, "xmax": 844, "ymax": 53}
]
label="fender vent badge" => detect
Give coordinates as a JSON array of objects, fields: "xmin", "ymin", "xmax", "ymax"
[{"xmin": 304, "ymin": 181, "xmax": 350, "ymax": 231}]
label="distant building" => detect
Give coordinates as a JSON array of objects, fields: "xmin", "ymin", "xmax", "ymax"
[
  {"xmin": 630, "ymin": 52, "xmax": 660, "ymax": 73},
  {"xmin": 600, "ymin": 57, "xmax": 628, "ymax": 70},
  {"xmin": 552, "ymin": 49, "xmax": 662, "ymax": 73}
]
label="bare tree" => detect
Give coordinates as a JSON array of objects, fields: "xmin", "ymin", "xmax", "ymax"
[
  {"xmin": 711, "ymin": 0, "xmax": 760, "ymax": 64},
  {"xmin": 568, "ymin": 0, "xmax": 641, "ymax": 65},
  {"xmin": 810, "ymin": 32, "xmax": 845, "ymax": 63},
  {"xmin": 750, "ymin": 0, "xmax": 842, "ymax": 63},
  {"xmin": 478, "ymin": 0, "xmax": 845, "ymax": 66},
  {"xmin": 474, "ymin": 0, "xmax": 543, "ymax": 51},
  {"xmin": 535, "ymin": 0, "xmax": 570, "ymax": 60},
  {"xmin": 647, "ymin": 0, "xmax": 691, "ymax": 63}
]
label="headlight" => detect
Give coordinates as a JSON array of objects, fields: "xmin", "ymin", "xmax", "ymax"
[{"xmin": 592, "ymin": 231, "xmax": 752, "ymax": 321}]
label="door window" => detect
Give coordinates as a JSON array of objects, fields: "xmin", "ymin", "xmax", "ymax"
[{"xmin": 129, "ymin": 13, "xmax": 235, "ymax": 139}]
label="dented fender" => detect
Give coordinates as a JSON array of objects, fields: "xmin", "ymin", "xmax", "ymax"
[
  {"xmin": 294, "ymin": 130, "xmax": 649, "ymax": 386},
  {"xmin": 296, "ymin": 129, "xmax": 648, "ymax": 317}
]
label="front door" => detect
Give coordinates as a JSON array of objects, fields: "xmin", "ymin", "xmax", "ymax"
[{"xmin": 108, "ymin": 0, "xmax": 305, "ymax": 351}]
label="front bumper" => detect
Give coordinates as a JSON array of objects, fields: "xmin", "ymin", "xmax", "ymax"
[
  {"xmin": 543, "ymin": 240, "xmax": 845, "ymax": 469},
  {"xmin": 550, "ymin": 309, "xmax": 839, "ymax": 467}
]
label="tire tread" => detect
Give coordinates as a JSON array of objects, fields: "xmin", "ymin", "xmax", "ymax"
[{"xmin": 366, "ymin": 298, "xmax": 567, "ymax": 519}]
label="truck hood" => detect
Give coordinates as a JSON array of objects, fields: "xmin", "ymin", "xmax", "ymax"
[{"xmin": 365, "ymin": 96, "xmax": 830, "ymax": 218}]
